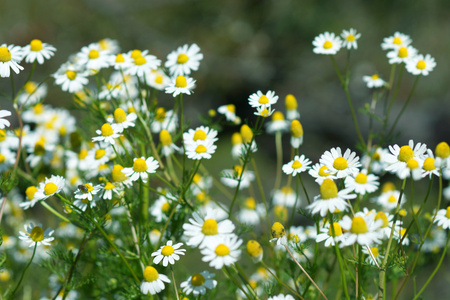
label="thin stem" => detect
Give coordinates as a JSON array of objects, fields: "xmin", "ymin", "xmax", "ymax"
[
  {"xmin": 40, "ymin": 201, "xmax": 70, "ymax": 222},
  {"xmin": 170, "ymin": 266, "xmax": 180, "ymax": 300},
  {"xmin": 274, "ymin": 131, "xmax": 283, "ymax": 191},
  {"xmin": 260, "ymin": 261, "xmax": 304, "ymax": 299},
  {"xmin": 9, "ymin": 244, "xmax": 37, "ymax": 299},
  {"xmin": 329, "ymin": 214, "xmax": 350, "ymax": 300}
]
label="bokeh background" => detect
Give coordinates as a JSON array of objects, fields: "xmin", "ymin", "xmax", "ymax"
[{"xmin": 1, "ymin": 0, "xmax": 450, "ymax": 298}]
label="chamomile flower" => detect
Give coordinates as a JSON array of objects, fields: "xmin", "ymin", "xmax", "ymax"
[
  {"xmin": 405, "ymin": 54, "xmax": 436, "ymax": 76},
  {"xmin": 363, "ymin": 246, "xmax": 383, "ymax": 266},
  {"xmin": 140, "ymin": 266, "xmax": 170, "ymax": 295},
  {"xmin": 165, "ymin": 43, "xmax": 203, "ymax": 77},
  {"xmin": 0, "ymin": 110, "xmax": 12, "ymax": 129},
  {"xmin": 237, "ymin": 197, "xmax": 265, "ymax": 226},
  {"xmin": 92, "ymin": 123, "xmax": 121, "ymax": 145},
  {"xmin": 76, "ymin": 43, "xmax": 110, "ymax": 71},
  {"xmin": 316, "ymin": 222, "xmax": 346, "ymax": 247},
  {"xmin": 180, "ymin": 271, "xmax": 217, "ymax": 296},
  {"xmin": 270, "ymin": 222, "xmax": 287, "ymax": 246},
  {"xmin": 306, "ymin": 179, "xmax": 355, "ymax": 217},
  {"xmin": 433, "ymin": 207, "xmax": 450, "ymax": 229},
  {"xmin": 344, "ymin": 170, "xmax": 379, "ymax": 195},
  {"xmin": 145, "ymin": 68, "xmax": 171, "ymax": 90},
  {"xmin": 34, "ymin": 175, "xmax": 65, "ymax": 201},
  {"xmin": 254, "ymin": 105, "xmax": 275, "ymax": 117},
  {"xmin": 266, "ymin": 111, "xmax": 290, "ymax": 134},
  {"xmin": 165, "ymin": 75, "xmax": 196, "ymax": 97},
  {"xmin": 200, "ymin": 235, "xmax": 242, "ymax": 269},
  {"xmin": 339, "ymin": 212, "xmax": 383, "ymax": 247},
  {"xmin": 22, "ymin": 39, "xmax": 56, "ymax": 64},
  {"xmin": 248, "ymin": 90, "xmax": 279, "ymax": 109},
  {"xmin": 308, "ymin": 163, "xmax": 337, "ymax": 184},
  {"xmin": 290, "ymin": 120, "xmax": 304, "ymax": 148},
  {"xmin": 285, "ymin": 94, "xmax": 300, "ymax": 120},
  {"xmin": 381, "ymin": 32, "xmax": 412, "ymax": 50},
  {"xmin": 121, "ymin": 156, "xmax": 159, "ymax": 183},
  {"xmin": 53, "ymin": 66, "xmax": 89, "ymax": 93},
  {"xmin": 320, "ymin": 147, "xmax": 361, "ymax": 179},
  {"xmin": 384, "ymin": 140, "xmax": 427, "ymax": 179},
  {"xmin": 159, "ymin": 130, "xmax": 180, "ymax": 157},
  {"xmin": 217, "ymin": 104, "xmax": 239, "ymax": 123},
  {"xmin": 183, "ymin": 126, "xmax": 218, "ymax": 146},
  {"xmin": 282, "ymin": 155, "xmax": 312, "ymax": 176},
  {"xmin": 125, "ymin": 52, "xmax": 161, "ymax": 77},
  {"xmin": 182, "ymin": 209, "xmax": 235, "ymax": 248},
  {"xmin": 376, "ymin": 185, "xmax": 405, "ymax": 211},
  {"xmin": 246, "ymin": 240, "xmax": 264, "ymax": 263},
  {"xmin": 272, "ymin": 186, "xmax": 299, "ymax": 208},
  {"xmin": 435, "ymin": 142, "xmax": 450, "ymax": 168},
  {"xmin": 0, "ymin": 44, "xmax": 24, "ymax": 77},
  {"xmin": 17, "ymin": 81, "xmax": 48, "ymax": 106},
  {"xmin": 19, "ymin": 223, "xmax": 54, "ymax": 247},
  {"xmin": 386, "ymin": 45, "xmax": 418, "ymax": 64},
  {"xmin": 151, "ymin": 240, "xmax": 186, "ymax": 267},
  {"xmin": 73, "ymin": 197, "xmax": 96, "ymax": 212},
  {"xmin": 220, "ymin": 165, "xmax": 255, "ymax": 190},
  {"xmin": 106, "ymin": 108, "xmax": 136, "ymax": 133},
  {"xmin": 422, "ymin": 149, "xmax": 440, "ymax": 178},
  {"xmin": 363, "ymin": 74, "xmax": 386, "ymax": 88},
  {"xmin": 312, "ymin": 32, "xmax": 342, "ymax": 55},
  {"xmin": 185, "ymin": 140, "xmax": 217, "ymax": 160},
  {"xmin": 74, "ymin": 183, "xmax": 102, "ymax": 201},
  {"xmin": 19, "ymin": 186, "xmax": 40, "ymax": 210},
  {"xmin": 150, "ymin": 108, "xmax": 178, "ymax": 133},
  {"xmin": 341, "ymin": 28, "xmax": 361, "ymax": 49}
]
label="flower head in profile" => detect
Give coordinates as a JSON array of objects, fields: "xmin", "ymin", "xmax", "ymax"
[
  {"xmin": 405, "ymin": 54, "xmax": 436, "ymax": 76},
  {"xmin": 34, "ymin": 175, "xmax": 65, "ymax": 201},
  {"xmin": 19, "ymin": 223, "xmax": 54, "ymax": 247},
  {"xmin": 121, "ymin": 156, "xmax": 159, "ymax": 183},
  {"xmin": 270, "ymin": 222, "xmax": 287, "ymax": 246},
  {"xmin": 0, "ymin": 44, "xmax": 24, "ymax": 77},
  {"xmin": 140, "ymin": 266, "xmax": 170, "ymax": 295},
  {"xmin": 316, "ymin": 221, "xmax": 346, "ymax": 247},
  {"xmin": 217, "ymin": 104, "xmax": 240, "ymax": 124},
  {"xmin": 341, "ymin": 28, "xmax": 361, "ymax": 49},
  {"xmin": 151, "ymin": 240, "xmax": 186, "ymax": 267},
  {"xmin": 165, "ymin": 75, "xmax": 196, "ymax": 97},
  {"xmin": 433, "ymin": 207, "xmax": 450, "ymax": 230},
  {"xmin": 22, "ymin": 39, "xmax": 56, "ymax": 64},
  {"xmin": 266, "ymin": 111, "xmax": 290, "ymax": 134},
  {"xmin": 312, "ymin": 32, "xmax": 342, "ymax": 55},
  {"xmin": 246, "ymin": 240, "xmax": 263, "ymax": 263},
  {"xmin": 339, "ymin": 212, "xmax": 383, "ymax": 247},
  {"xmin": 165, "ymin": 43, "xmax": 203, "ymax": 77},
  {"xmin": 381, "ymin": 32, "xmax": 412, "ymax": 50},
  {"xmin": 92, "ymin": 123, "xmax": 121, "ymax": 145},
  {"xmin": 180, "ymin": 270, "xmax": 217, "ymax": 296}
]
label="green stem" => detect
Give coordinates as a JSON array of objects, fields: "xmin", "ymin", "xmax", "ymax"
[
  {"xmin": 170, "ymin": 266, "xmax": 180, "ymax": 300},
  {"xmin": 274, "ymin": 131, "xmax": 283, "ymax": 192},
  {"xmin": 329, "ymin": 214, "xmax": 350, "ymax": 300},
  {"xmin": 8, "ymin": 244, "xmax": 37, "ymax": 299},
  {"xmin": 41, "ymin": 201, "xmax": 70, "ymax": 222},
  {"xmin": 260, "ymin": 261, "xmax": 304, "ymax": 299}
]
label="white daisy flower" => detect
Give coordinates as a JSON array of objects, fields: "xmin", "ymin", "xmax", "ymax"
[
  {"xmin": 22, "ymin": 39, "xmax": 56, "ymax": 64},
  {"xmin": 363, "ymin": 74, "xmax": 386, "ymax": 88},
  {"xmin": 344, "ymin": 170, "xmax": 379, "ymax": 195},
  {"xmin": 272, "ymin": 186, "xmax": 300, "ymax": 208},
  {"xmin": 125, "ymin": 52, "xmax": 161, "ymax": 77},
  {"xmin": 97, "ymin": 38, "xmax": 120, "ymax": 54},
  {"xmin": 341, "ymin": 28, "xmax": 361, "ymax": 50},
  {"xmin": 53, "ymin": 66, "xmax": 89, "ymax": 93},
  {"xmin": 282, "ymin": 155, "xmax": 312, "ymax": 176},
  {"xmin": 248, "ymin": 90, "xmax": 278, "ymax": 109},
  {"xmin": 151, "ymin": 240, "xmax": 186, "ymax": 267},
  {"xmin": 159, "ymin": 130, "xmax": 180, "ymax": 157},
  {"xmin": 386, "ymin": 45, "xmax": 418, "ymax": 64},
  {"xmin": 422, "ymin": 149, "xmax": 440, "ymax": 178},
  {"xmin": 290, "ymin": 120, "xmax": 304, "ymax": 149},
  {"xmin": 200, "ymin": 234, "xmax": 242, "ymax": 269},
  {"xmin": 339, "ymin": 212, "xmax": 383, "ymax": 247},
  {"xmin": 140, "ymin": 266, "xmax": 170, "ymax": 295},
  {"xmin": 185, "ymin": 140, "xmax": 217, "ymax": 160},
  {"xmin": 19, "ymin": 185, "xmax": 40, "ymax": 210},
  {"xmin": 306, "ymin": 179, "xmax": 356, "ymax": 217},
  {"xmin": 121, "ymin": 156, "xmax": 159, "ymax": 183},
  {"xmin": 308, "ymin": 163, "xmax": 337, "ymax": 184},
  {"xmin": 285, "ymin": 94, "xmax": 300, "ymax": 120},
  {"xmin": 145, "ymin": 68, "xmax": 171, "ymax": 90},
  {"xmin": 74, "ymin": 183, "xmax": 102, "ymax": 201},
  {"xmin": 17, "ymin": 81, "xmax": 48, "ymax": 106},
  {"xmin": 180, "ymin": 270, "xmax": 217, "ymax": 296},
  {"xmin": 19, "ymin": 223, "xmax": 54, "ymax": 247},
  {"xmin": 434, "ymin": 142, "xmax": 450, "ymax": 168},
  {"xmin": 319, "ymin": 147, "xmax": 361, "ymax": 179},
  {"xmin": 73, "ymin": 197, "xmax": 97, "ymax": 212},
  {"xmin": 75, "ymin": 43, "xmax": 110, "ymax": 71},
  {"xmin": 0, "ymin": 44, "xmax": 24, "ymax": 77},
  {"xmin": 433, "ymin": 207, "xmax": 450, "ymax": 229},
  {"xmin": 360, "ymin": 147, "xmax": 389, "ymax": 174},
  {"xmin": 182, "ymin": 209, "xmax": 235, "ymax": 248},
  {"xmin": 254, "ymin": 105, "xmax": 275, "ymax": 118},
  {"xmin": 381, "ymin": 32, "xmax": 412, "ymax": 50},
  {"xmin": 165, "ymin": 43, "xmax": 203, "ymax": 77},
  {"xmin": 0, "ymin": 110, "xmax": 12, "ymax": 129},
  {"xmin": 383, "ymin": 140, "xmax": 427, "ymax": 180},
  {"xmin": 405, "ymin": 54, "xmax": 436, "ymax": 76},
  {"xmin": 165, "ymin": 75, "xmax": 196, "ymax": 97},
  {"xmin": 376, "ymin": 188, "xmax": 406, "ymax": 211},
  {"xmin": 217, "ymin": 104, "xmax": 239, "ymax": 123},
  {"xmin": 34, "ymin": 175, "xmax": 65, "ymax": 201},
  {"xmin": 92, "ymin": 123, "xmax": 121, "ymax": 145},
  {"xmin": 265, "ymin": 111, "xmax": 290, "ymax": 134},
  {"xmin": 362, "ymin": 246, "xmax": 384, "ymax": 266},
  {"xmin": 312, "ymin": 32, "xmax": 342, "ymax": 55},
  {"xmin": 237, "ymin": 197, "xmax": 264, "ymax": 226},
  {"xmin": 106, "ymin": 108, "xmax": 137, "ymax": 133},
  {"xmin": 150, "ymin": 107, "xmax": 178, "ymax": 133},
  {"xmin": 183, "ymin": 126, "xmax": 218, "ymax": 146},
  {"xmin": 316, "ymin": 221, "xmax": 346, "ymax": 247},
  {"xmin": 220, "ymin": 165, "xmax": 255, "ymax": 190},
  {"xmin": 270, "ymin": 222, "xmax": 288, "ymax": 246}
]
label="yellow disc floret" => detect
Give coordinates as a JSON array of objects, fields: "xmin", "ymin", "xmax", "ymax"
[
  {"xmin": 30, "ymin": 39, "xmax": 44, "ymax": 51},
  {"xmin": 161, "ymin": 245, "xmax": 175, "ymax": 256},
  {"xmin": 258, "ymin": 95, "xmax": 269, "ymax": 105},
  {"xmin": 246, "ymin": 240, "xmax": 263, "ymax": 258},
  {"xmin": 231, "ymin": 132, "xmax": 243, "ymax": 145},
  {"xmin": 398, "ymin": 145, "xmax": 414, "ymax": 162},
  {"xmin": 350, "ymin": 216, "xmax": 368, "ymax": 234},
  {"xmin": 202, "ymin": 219, "xmax": 218, "ymax": 235},
  {"xmin": 88, "ymin": 49, "xmax": 100, "ymax": 59},
  {"xmin": 25, "ymin": 186, "xmax": 38, "ymax": 200},
  {"xmin": 285, "ymin": 94, "xmax": 298, "ymax": 110},
  {"xmin": 66, "ymin": 70, "xmax": 77, "ymax": 81},
  {"xmin": 355, "ymin": 173, "xmax": 368, "ymax": 184},
  {"xmin": 215, "ymin": 244, "xmax": 230, "ymax": 256},
  {"xmin": 113, "ymin": 108, "xmax": 127, "ymax": 123},
  {"xmin": 195, "ymin": 145, "xmax": 207, "ymax": 153},
  {"xmin": 193, "ymin": 130, "xmax": 207, "ymax": 141},
  {"xmin": 375, "ymin": 211, "xmax": 389, "ymax": 228},
  {"xmin": 160, "ymin": 130, "xmax": 172, "ymax": 146},
  {"xmin": 191, "ymin": 273, "xmax": 205, "ymax": 286},
  {"xmin": 143, "ymin": 266, "xmax": 159, "ymax": 282},
  {"xmin": 406, "ymin": 159, "xmax": 419, "ymax": 170},
  {"xmin": 177, "ymin": 53, "xmax": 189, "ymax": 64},
  {"xmin": 30, "ymin": 226, "xmax": 45, "ymax": 242},
  {"xmin": 175, "ymin": 75, "xmax": 187, "ymax": 88},
  {"xmin": 290, "ymin": 120, "xmax": 303, "ymax": 137},
  {"xmin": 292, "ymin": 160, "xmax": 302, "ymax": 169},
  {"xmin": 323, "ymin": 41, "xmax": 333, "ymax": 49},
  {"xmin": 271, "ymin": 111, "xmax": 285, "ymax": 121},
  {"xmin": 328, "ymin": 222, "xmax": 343, "ymax": 237},
  {"xmin": 398, "ymin": 47, "xmax": 408, "ymax": 58},
  {"xmin": 0, "ymin": 46, "xmax": 11, "ymax": 62},
  {"xmin": 435, "ymin": 142, "xmax": 450, "ymax": 159},
  {"xmin": 416, "ymin": 60, "xmax": 426, "ymax": 70},
  {"xmin": 95, "ymin": 149, "xmax": 106, "ymax": 160},
  {"xmin": 271, "ymin": 222, "xmax": 285, "ymax": 239},
  {"xmin": 245, "ymin": 197, "xmax": 256, "ymax": 210},
  {"xmin": 320, "ymin": 179, "xmax": 338, "ymax": 200},
  {"xmin": 133, "ymin": 158, "xmax": 148, "ymax": 172},
  {"xmin": 100, "ymin": 123, "xmax": 114, "ymax": 137},
  {"xmin": 44, "ymin": 182, "xmax": 58, "ymax": 195},
  {"xmin": 333, "ymin": 157, "xmax": 348, "ymax": 170},
  {"xmin": 112, "ymin": 164, "xmax": 127, "ymax": 182},
  {"xmin": 134, "ymin": 56, "xmax": 146, "ymax": 66},
  {"xmin": 240, "ymin": 124, "xmax": 253, "ymax": 143},
  {"xmin": 423, "ymin": 157, "xmax": 435, "ymax": 171}
]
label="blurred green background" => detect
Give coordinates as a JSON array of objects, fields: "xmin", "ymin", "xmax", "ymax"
[{"xmin": 1, "ymin": 0, "xmax": 450, "ymax": 298}]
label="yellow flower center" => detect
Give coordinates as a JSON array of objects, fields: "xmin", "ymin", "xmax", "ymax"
[
  {"xmin": 88, "ymin": 49, "xmax": 100, "ymax": 59},
  {"xmin": 246, "ymin": 240, "xmax": 263, "ymax": 257},
  {"xmin": 66, "ymin": 70, "xmax": 77, "ymax": 81},
  {"xmin": 272, "ymin": 111, "xmax": 285, "ymax": 121},
  {"xmin": 177, "ymin": 53, "xmax": 189, "ymax": 64},
  {"xmin": 371, "ymin": 247, "xmax": 379, "ymax": 257},
  {"xmin": 435, "ymin": 142, "xmax": 450, "ymax": 159},
  {"xmin": 388, "ymin": 195, "xmax": 397, "ymax": 203},
  {"xmin": 231, "ymin": 132, "xmax": 243, "ymax": 145},
  {"xmin": 406, "ymin": 159, "xmax": 419, "ymax": 170},
  {"xmin": 285, "ymin": 94, "xmax": 298, "ymax": 110},
  {"xmin": 24, "ymin": 81, "xmax": 38, "ymax": 94},
  {"xmin": 155, "ymin": 107, "xmax": 166, "ymax": 122},
  {"xmin": 398, "ymin": 145, "xmax": 414, "ymax": 162},
  {"xmin": 134, "ymin": 56, "xmax": 146, "ymax": 66},
  {"xmin": 233, "ymin": 165, "xmax": 243, "ymax": 176},
  {"xmin": 328, "ymin": 222, "xmax": 343, "ymax": 236},
  {"xmin": 202, "ymin": 219, "xmax": 218, "ymax": 235},
  {"xmin": 355, "ymin": 173, "xmax": 367, "ymax": 184},
  {"xmin": 320, "ymin": 178, "xmax": 338, "ymax": 200},
  {"xmin": 78, "ymin": 149, "xmax": 88, "ymax": 160},
  {"xmin": 160, "ymin": 130, "xmax": 172, "ymax": 146},
  {"xmin": 0, "ymin": 46, "xmax": 11, "ymax": 62},
  {"xmin": 423, "ymin": 157, "xmax": 435, "ymax": 171},
  {"xmin": 34, "ymin": 140, "xmax": 46, "ymax": 156},
  {"xmin": 115, "ymin": 53, "xmax": 125, "ymax": 63},
  {"xmin": 112, "ymin": 164, "xmax": 127, "ymax": 182},
  {"xmin": 323, "ymin": 41, "xmax": 333, "ymax": 49},
  {"xmin": 195, "ymin": 145, "xmax": 207, "ymax": 153},
  {"xmin": 318, "ymin": 166, "xmax": 330, "ymax": 177},
  {"xmin": 271, "ymin": 222, "xmax": 285, "ymax": 238},
  {"xmin": 371, "ymin": 74, "xmax": 379, "ymax": 80},
  {"xmin": 25, "ymin": 186, "xmax": 38, "ymax": 200},
  {"xmin": 399, "ymin": 209, "xmax": 407, "ymax": 217},
  {"xmin": 240, "ymin": 125, "xmax": 253, "ymax": 143},
  {"xmin": 381, "ymin": 182, "xmax": 395, "ymax": 193},
  {"xmin": 446, "ymin": 207, "xmax": 450, "ymax": 219},
  {"xmin": 114, "ymin": 108, "xmax": 127, "ymax": 123},
  {"xmin": 30, "ymin": 39, "xmax": 44, "ymax": 52},
  {"xmin": 215, "ymin": 244, "xmax": 230, "ymax": 256},
  {"xmin": 44, "ymin": 182, "xmax": 58, "ymax": 195},
  {"xmin": 226, "ymin": 104, "xmax": 236, "ymax": 113},
  {"xmin": 82, "ymin": 183, "xmax": 94, "ymax": 193},
  {"xmin": 100, "ymin": 123, "xmax": 114, "ymax": 137},
  {"xmin": 0, "ymin": 154, "xmax": 4, "ymax": 163},
  {"xmin": 0, "ymin": 130, "xmax": 6, "ymax": 142},
  {"xmin": 161, "ymin": 202, "xmax": 170, "ymax": 213},
  {"xmin": 193, "ymin": 130, "xmax": 207, "ymax": 141},
  {"xmin": 259, "ymin": 108, "xmax": 270, "ymax": 117},
  {"xmin": 375, "ymin": 211, "xmax": 389, "ymax": 228},
  {"xmin": 191, "ymin": 274, "xmax": 206, "ymax": 287},
  {"xmin": 95, "ymin": 149, "xmax": 106, "ymax": 160},
  {"xmin": 143, "ymin": 266, "xmax": 159, "ymax": 282},
  {"xmin": 130, "ymin": 50, "xmax": 141, "ymax": 59},
  {"xmin": 30, "ymin": 226, "xmax": 45, "ymax": 242},
  {"xmin": 281, "ymin": 186, "xmax": 293, "ymax": 194},
  {"xmin": 133, "ymin": 158, "xmax": 148, "ymax": 172},
  {"xmin": 155, "ymin": 75, "xmax": 163, "ymax": 84},
  {"xmin": 161, "ymin": 245, "xmax": 175, "ymax": 256},
  {"xmin": 175, "ymin": 75, "xmax": 187, "ymax": 88},
  {"xmin": 350, "ymin": 216, "xmax": 368, "ymax": 234},
  {"xmin": 104, "ymin": 182, "xmax": 115, "ymax": 190},
  {"xmin": 292, "ymin": 160, "xmax": 302, "ymax": 169},
  {"xmin": 245, "ymin": 197, "xmax": 256, "ymax": 210},
  {"xmin": 258, "ymin": 95, "xmax": 269, "ymax": 105},
  {"xmin": 333, "ymin": 157, "xmax": 348, "ymax": 170},
  {"xmin": 398, "ymin": 47, "xmax": 408, "ymax": 58},
  {"xmin": 34, "ymin": 103, "xmax": 44, "ymax": 114},
  {"xmin": 416, "ymin": 60, "xmax": 426, "ymax": 70},
  {"xmin": 393, "ymin": 37, "xmax": 402, "ymax": 45},
  {"xmin": 192, "ymin": 173, "xmax": 201, "ymax": 183},
  {"xmin": 399, "ymin": 228, "xmax": 406, "ymax": 237},
  {"xmin": 346, "ymin": 34, "xmax": 355, "ymax": 42}
]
